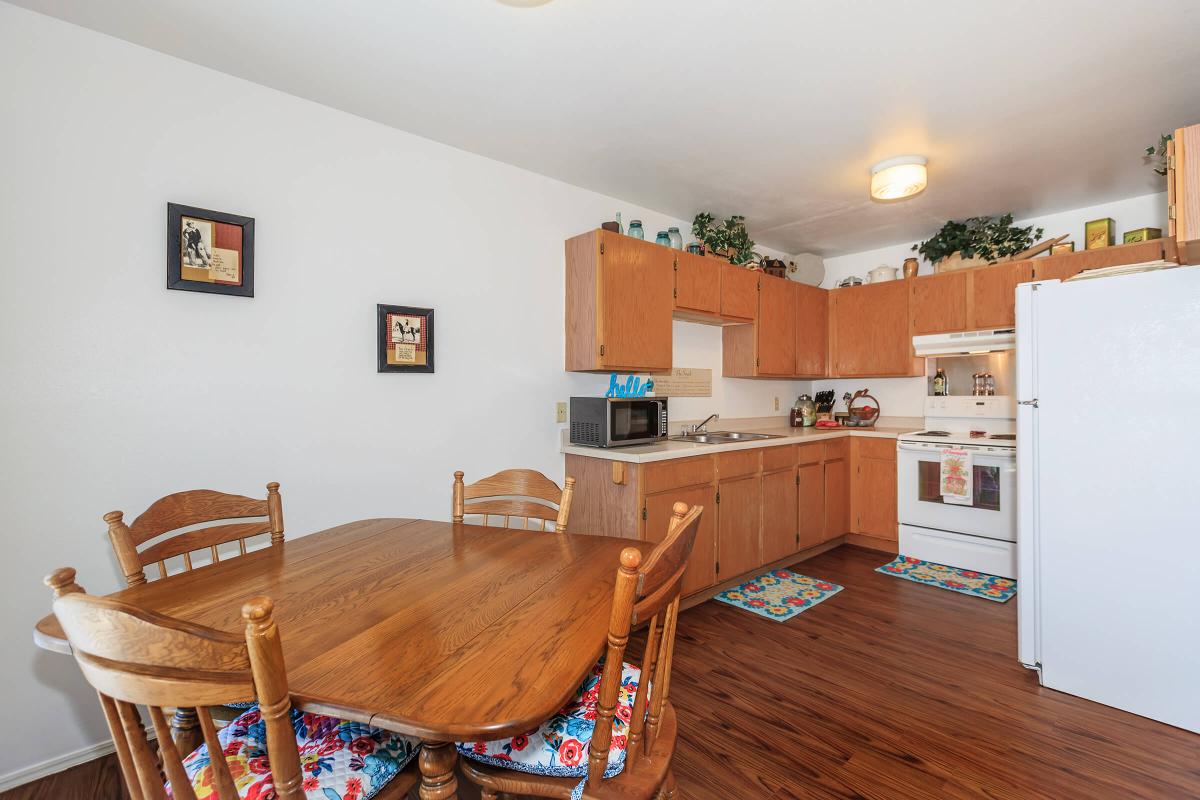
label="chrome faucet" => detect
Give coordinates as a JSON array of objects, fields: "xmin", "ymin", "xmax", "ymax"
[{"xmin": 695, "ymin": 413, "xmax": 719, "ymax": 433}]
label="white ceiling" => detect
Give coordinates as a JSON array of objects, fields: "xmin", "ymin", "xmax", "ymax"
[{"xmin": 11, "ymin": 0, "xmax": 1200, "ymax": 255}]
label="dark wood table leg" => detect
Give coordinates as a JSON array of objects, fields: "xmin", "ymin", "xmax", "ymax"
[
  {"xmin": 418, "ymin": 740, "xmax": 458, "ymax": 800},
  {"xmin": 171, "ymin": 707, "xmax": 202, "ymax": 754}
]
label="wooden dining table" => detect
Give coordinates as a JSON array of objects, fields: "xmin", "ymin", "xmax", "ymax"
[{"xmin": 33, "ymin": 517, "xmax": 643, "ymax": 800}]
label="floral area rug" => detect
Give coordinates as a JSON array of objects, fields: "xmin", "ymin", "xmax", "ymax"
[
  {"xmin": 876, "ymin": 555, "xmax": 1016, "ymax": 603},
  {"xmin": 713, "ymin": 569, "xmax": 843, "ymax": 621}
]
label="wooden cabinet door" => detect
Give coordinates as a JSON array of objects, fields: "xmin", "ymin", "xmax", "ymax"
[
  {"xmin": 795, "ymin": 283, "xmax": 828, "ymax": 377},
  {"xmin": 645, "ymin": 485, "xmax": 717, "ymax": 596},
  {"xmin": 598, "ymin": 233, "xmax": 673, "ymax": 370},
  {"xmin": 674, "ymin": 251, "xmax": 721, "ymax": 314},
  {"xmin": 761, "ymin": 468, "xmax": 798, "ymax": 564},
  {"xmin": 830, "ymin": 281, "xmax": 918, "ymax": 377},
  {"xmin": 969, "ymin": 262, "xmax": 1033, "ymax": 329},
  {"xmin": 717, "ymin": 475, "xmax": 761, "ymax": 580},
  {"xmin": 1030, "ymin": 254, "xmax": 1083, "ymax": 283},
  {"xmin": 855, "ymin": 455, "xmax": 897, "ymax": 541},
  {"xmin": 822, "ymin": 456, "xmax": 849, "ymax": 541},
  {"xmin": 756, "ymin": 277, "xmax": 797, "ymax": 375},
  {"xmin": 797, "ymin": 461, "xmax": 824, "ymax": 549},
  {"xmin": 720, "ymin": 265, "xmax": 758, "ymax": 321},
  {"xmin": 909, "ymin": 271, "xmax": 968, "ymax": 335}
]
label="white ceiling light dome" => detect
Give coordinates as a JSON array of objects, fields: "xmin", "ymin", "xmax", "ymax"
[{"xmin": 870, "ymin": 155, "xmax": 928, "ymax": 201}]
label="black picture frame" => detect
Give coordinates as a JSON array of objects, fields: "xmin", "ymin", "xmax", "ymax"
[
  {"xmin": 167, "ymin": 202, "xmax": 255, "ymax": 297},
  {"xmin": 377, "ymin": 304, "xmax": 435, "ymax": 373}
]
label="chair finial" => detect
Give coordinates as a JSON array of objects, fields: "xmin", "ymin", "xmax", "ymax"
[{"xmin": 45, "ymin": 567, "xmax": 84, "ymax": 597}]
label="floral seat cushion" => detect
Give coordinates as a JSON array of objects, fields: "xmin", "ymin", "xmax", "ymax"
[
  {"xmin": 169, "ymin": 705, "xmax": 420, "ymax": 800},
  {"xmin": 456, "ymin": 659, "xmax": 642, "ymax": 787}
]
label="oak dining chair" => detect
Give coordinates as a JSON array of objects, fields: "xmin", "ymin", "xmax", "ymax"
[
  {"xmin": 456, "ymin": 501, "xmax": 703, "ymax": 800},
  {"xmin": 44, "ymin": 567, "xmax": 421, "ymax": 800},
  {"xmin": 452, "ymin": 469, "xmax": 576, "ymax": 532},
  {"xmin": 106, "ymin": 483, "xmax": 285, "ymax": 586}
]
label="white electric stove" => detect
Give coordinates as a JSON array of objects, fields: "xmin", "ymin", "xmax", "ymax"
[{"xmin": 897, "ymin": 397, "xmax": 1017, "ymax": 577}]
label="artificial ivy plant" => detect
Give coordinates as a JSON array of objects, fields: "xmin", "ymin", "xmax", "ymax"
[
  {"xmin": 1145, "ymin": 133, "xmax": 1173, "ymax": 176},
  {"xmin": 912, "ymin": 214, "xmax": 1044, "ymax": 265},
  {"xmin": 692, "ymin": 213, "xmax": 757, "ymax": 265}
]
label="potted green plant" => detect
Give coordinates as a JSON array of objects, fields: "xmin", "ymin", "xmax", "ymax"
[
  {"xmin": 692, "ymin": 213, "xmax": 758, "ymax": 266},
  {"xmin": 913, "ymin": 214, "xmax": 1044, "ymax": 271}
]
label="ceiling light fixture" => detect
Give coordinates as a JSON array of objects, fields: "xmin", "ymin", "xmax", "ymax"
[
  {"xmin": 870, "ymin": 155, "xmax": 928, "ymax": 201},
  {"xmin": 496, "ymin": 0, "xmax": 554, "ymax": 6}
]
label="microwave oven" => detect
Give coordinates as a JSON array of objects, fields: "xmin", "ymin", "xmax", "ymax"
[{"xmin": 569, "ymin": 397, "xmax": 668, "ymax": 448}]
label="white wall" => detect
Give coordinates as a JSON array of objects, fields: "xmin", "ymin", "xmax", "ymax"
[
  {"xmin": 0, "ymin": 5, "xmax": 805, "ymax": 783},
  {"xmin": 811, "ymin": 192, "xmax": 1169, "ymax": 415}
]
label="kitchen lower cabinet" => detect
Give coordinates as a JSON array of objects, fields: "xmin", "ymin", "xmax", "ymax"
[
  {"xmin": 565, "ymin": 436, "xmax": 864, "ymax": 599},
  {"xmin": 822, "ymin": 445, "xmax": 850, "ymax": 541},
  {"xmin": 797, "ymin": 449, "xmax": 825, "ymax": 549},
  {"xmin": 645, "ymin": 484, "xmax": 717, "ymax": 595},
  {"xmin": 851, "ymin": 438, "xmax": 898, "ymax": 541},
  {"xmin": 717, "ymin": 474, "xmax": 762, "ymax": 580},
  {"xmin": 761, "ymin": 464, "xmax": 799, "ymax": 564}
]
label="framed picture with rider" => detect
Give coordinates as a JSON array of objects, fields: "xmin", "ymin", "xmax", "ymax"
[
  {"xmin": 377, "ymin": 304, "xmax": 435, "ymax": 373},
  {"xmin": 167, "ymin": 203, "xmax": 255, "ymax": 297}
]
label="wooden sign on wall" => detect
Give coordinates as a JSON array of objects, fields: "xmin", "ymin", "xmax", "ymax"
[{"xmin": 650, "ymin": 368, "xmax": 712, "ymax": 397}]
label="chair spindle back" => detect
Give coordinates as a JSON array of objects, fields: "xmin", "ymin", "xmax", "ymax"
[
  {"xmin": 107, "ymin": 482, "xmax": 285, "ymax": 586},
  {"xmin": 45, "ymin": 568, "xmax": 305, "ymax": 800},
  {"xmin": 451, "ymin": 469, "xmax": 575, "ymax": 532},
  {"xmin": 583, "ymin": 502, "xmax": 702, "ymax": 791}
]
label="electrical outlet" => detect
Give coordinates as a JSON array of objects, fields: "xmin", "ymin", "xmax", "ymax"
[
  {"xmin": 774, "ymin": 396, "xmax": 780, "ymax": 411},
  {"xmin": 556, "ymin": 401, "xmax": 567, "ymax": 424}
]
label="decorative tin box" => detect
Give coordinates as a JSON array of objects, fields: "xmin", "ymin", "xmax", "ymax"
[{"xmin": 1084, "ymin": 218, "xmax": 1115, "ymax": 250}]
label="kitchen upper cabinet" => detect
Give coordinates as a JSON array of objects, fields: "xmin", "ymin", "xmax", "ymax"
[
  {"xmin": 829, "ymin": 280, "xmax": 921, "ymax": 377},
  {"xmin": 909, "ymin": 271, "xmax": 968, "ymax": 335},
  {"xmin": 721, "ymin": 264, "xmax": 759, "ymax": 321},
  {"xmin": 645, "ymin": 484, "xmax": 717, "ymax": 596},
  {"xmin": 822, "ymin": 444, "xmax": 850, "ymax": 541},
  {"xmin": 761, "ymin": 448, "xmax": 799, "ymax": 564},
  {"xmin": 674, "ymin": 250, "xmax": 721, "ymax": 315},
  {"xmin": 565, "ymin": 230, "xmax": 672, "ymax": 372},
  {"xmin": 717, "ymin": 474, "xmax": 762, "ymax": 580},
  {"xmin": 756, "ymin": 276, "xmax": 797, "ymax": 375},
  {"xmin": 969, "ymin": 261, "xmax": 1033, "ymax": 329},
  {"xmin": 1169, "ymin": 123, "xmax": 1200, "ymax": 263},
  {"xmin": 851, "ymin": 438, "xmax": 897, "ymax": 542},
  {"xmin": 795, "ymin": 283, "xmax": 828, "ymax": 378},
  {"xmin": 797, "ymin": 446, "xmax": 825, "ymax": 549}
]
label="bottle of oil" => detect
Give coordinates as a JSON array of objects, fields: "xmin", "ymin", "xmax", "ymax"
[{"xmin": 932, "ymin": 368, "xmax": 948, "ymax": 396}]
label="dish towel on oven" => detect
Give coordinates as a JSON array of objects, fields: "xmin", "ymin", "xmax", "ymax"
[{"xmin": 940, "ymin": 448, "xmax": 972, "ymax": 505}]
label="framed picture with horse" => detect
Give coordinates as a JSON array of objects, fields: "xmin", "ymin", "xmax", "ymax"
[{"xmin": 377, "ymin": 304, "xmax": 435, "ymax": 373}]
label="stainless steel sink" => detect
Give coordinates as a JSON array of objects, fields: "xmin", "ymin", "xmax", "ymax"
[
  {"xmin": 668, "ymin": 433, "xmax": 727, "ymax": 444},
  {"xmin": 669, "ymin": 431, "xmax": 785, "ymax": 444},
  {"xmin": 706, "ymin": 431, "xmax": 784, "ymax": 441}
]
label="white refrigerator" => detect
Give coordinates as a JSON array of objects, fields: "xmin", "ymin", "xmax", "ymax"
[{"xmin": 1016, "ymin": 266, "xmax": 1200, "ymax": 733}]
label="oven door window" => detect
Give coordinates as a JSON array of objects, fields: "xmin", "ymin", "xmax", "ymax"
[
  {"xmin": 610, "ymin": 402, "xmax": 657, "ymax": 441},
  {"xmin": 917, "ymin": 459, "xmax": 1002, "ymax": 511}
]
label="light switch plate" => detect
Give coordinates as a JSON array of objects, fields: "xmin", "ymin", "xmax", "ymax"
[{"xmin": 556, "ymin": 401, "xmax": 567, "ymax": 423}]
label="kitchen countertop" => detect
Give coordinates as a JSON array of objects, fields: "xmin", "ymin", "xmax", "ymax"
[{"xmin": 561, "ymin": 416, "xmax": 924, "ymax": 463}]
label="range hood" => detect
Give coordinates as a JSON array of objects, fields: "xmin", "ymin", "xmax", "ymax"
[{"xmin": 912, "ymin": 328, "xmax": 1015, "ymax": 357}]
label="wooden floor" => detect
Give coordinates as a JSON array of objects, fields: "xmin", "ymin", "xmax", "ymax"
[{"xmin": 8, "ymin": 545, "xmax": 1199, "ymax": 799}]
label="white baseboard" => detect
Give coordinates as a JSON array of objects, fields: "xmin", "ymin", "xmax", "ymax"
[{"xmin": 0, "ymin": 740, "xmax": 116, "ymax": 793}]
